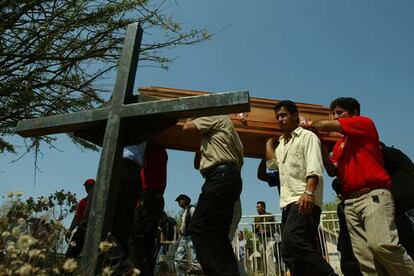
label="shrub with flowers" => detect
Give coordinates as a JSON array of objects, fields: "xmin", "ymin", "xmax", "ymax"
[
  {"xmin": 0, "ymin": 191, "xmax": 78, "ymax": 275},
  {"xmin": 0, "ymin": 191, "xmax": 144, "ymax": 275}
]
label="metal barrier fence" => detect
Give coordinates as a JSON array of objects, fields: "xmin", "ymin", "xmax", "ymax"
[
  {"xmin": 155, "ymin": 211, "xmax": 342, "ymax": 276},
  {"xmin": 233, "ymin": 211, "xmax": 341, "ymax": 276}
]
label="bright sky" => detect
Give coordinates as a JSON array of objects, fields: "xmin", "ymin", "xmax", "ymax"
[{"xmin": 1, "ymin": 0, "xmax": 413, "ymax": 219}]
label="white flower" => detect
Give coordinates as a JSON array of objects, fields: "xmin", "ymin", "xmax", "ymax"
[
  {"xmin": 6, "ymin": 243, "xmax": 16, "ymax": 254},
  {"xmin": 16, "ymin": 263, "xmax": 33, "ymax": 275},
  {"xmin": 11, "ymin": 260, "xmax": 23, "ymax": 266},
  {"xmin": 28, "ymin": 248, "xmax": 41, "ymax": 258},
  {"xmin": 11, "ymin": 226, "xmax": 20, "ymax": 237},
  {"xmin": 16, "ymin": 234, "xmax": 37, "ymax": 250},
  {"xmin": 131, "ymin": 268, "xmax": 141, "ymax": 276},
  {"xmin": 102, "ymin": 266, "xmax": 113, "ymax": 276},
  {"xmin": 40, "ymin": 196, "xmax": 48, "ymax": 204},
  {"xmin": 1, "ymin": 231, "xmax": 11, "ymax": 238},
  {"xmin": 0, "ymin": 266, "xmax": 12, "ymax": 276},
  {"xmin": 17, "ymin": 218, "xmax": 26, "ymax": 226},
  {"xmin": 99, "ymin": 241, "xmax": 114, "ymax": 252},
  {"xmin": 63, "ymin": 258, "xmax": 78, "ymax": 272},
  {"xmin": 38, "ymin": 253, "xmax": 46, "ymax": 260}
]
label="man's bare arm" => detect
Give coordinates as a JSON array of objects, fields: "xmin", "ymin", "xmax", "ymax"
[
  {"xmin": 265, "ymin": 137, "xmax": 277, "ymax": 161},
  {"xmin": 310, "ymin": 120, "xmax": 343, "ymax": 133},
  {"xmin": 297, "ymin": 175, "xmax": 318, "ymax": 215}
]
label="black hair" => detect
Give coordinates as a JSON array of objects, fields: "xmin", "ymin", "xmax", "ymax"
[
  {"xmin": 273, "ymin": 100, "xmax": 299, "ymax": 115},
  {"xmin": 175, "ymin": 194, "xmax": 191, "ymax": 205},
  {"xmin": 330, "ymin": 97, "xmax": 360, "ymax": 116},
  {"xmin": 256, "ymin": 201, "xmax": 266, "ymax": 208},
  {"xmin": 273, "ymin": 100, "xmax": 299, "ymax": 124}
]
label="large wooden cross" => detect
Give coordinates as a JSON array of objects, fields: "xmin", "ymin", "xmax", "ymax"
[{"xmin": 16, "ymin": 23, "xmax": 250, "ymax": 274}]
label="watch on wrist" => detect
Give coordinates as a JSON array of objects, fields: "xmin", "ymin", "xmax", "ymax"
[{"xmin": 304, "ymin": 190, "xmax": 314, "ymax": 196}]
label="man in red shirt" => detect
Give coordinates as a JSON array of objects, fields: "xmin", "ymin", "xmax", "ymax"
[
  {"xmin": 305, "ymin": 97, "xmax": 414, "ymax": 275},
  {"xmin": 66, "ymin": 178, "xmax": 95, "ymax": 258}
]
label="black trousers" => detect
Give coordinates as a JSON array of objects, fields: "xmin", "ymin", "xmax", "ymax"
[
  {"xmin": 190, "ymin": 165, "xmax": 242, "ymax": 276},
  {"xmin": 281, "ymin": 203, "xmax": 337, "ymax": 276},
  {"xmin": 111, "ymin": 158, "xmax": 142, "ymax": 256},
  {"xmin": 396, "ymin": 213, "xmax": 414, "ymax": 260},
  {"xmin": 129, "ymin": 189, "xmax": 164, "ymax": 276},
  {"xmin": 66, "ymin": 225, "xmax": 86, "ymax": 259}
]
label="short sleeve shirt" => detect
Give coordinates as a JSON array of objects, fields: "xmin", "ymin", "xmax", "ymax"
[
  {"xmin": 193, "ymin": 115, "xmax": 243, "ymax": 171},
  {"xmin": 266, "ymin": 127, "xmax": 324, "ymax": 208},
  {"xmin": 75, "ymin": 197, "xmax": 88, "ymax": 222},
  {"xmin": 331, "ymin": 116, "xmax": 392, "ymax": 195}
]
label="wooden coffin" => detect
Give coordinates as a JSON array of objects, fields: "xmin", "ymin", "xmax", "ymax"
[{"xmin": 140, "ymin": 87, "xmax": 339, "ymax": 159}]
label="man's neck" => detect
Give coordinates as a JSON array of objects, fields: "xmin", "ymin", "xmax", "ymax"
[{"xmin": 283, "ymin": 125, "xmax": 299, "ymax": 141}]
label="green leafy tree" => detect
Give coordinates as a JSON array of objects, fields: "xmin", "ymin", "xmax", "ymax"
[{"xmin": 0, "ymin": 0, "xmax": 210, "ymax": 153}]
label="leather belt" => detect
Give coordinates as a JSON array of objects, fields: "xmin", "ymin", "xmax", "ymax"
[
  {"xmin": 201, "ymin": 162, "xmax": 239, "ymax": 178},
  {"xmin": 344, "ymin": 187, "xmax": 373, "ymax": 199}
]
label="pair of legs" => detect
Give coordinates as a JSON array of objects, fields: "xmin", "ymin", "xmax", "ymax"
[
  {"xmin": 111, "ymin": 158, "xmax": 141, "ymax": 257},
  {"xmin": 337, "ymin": 202, "xmax": 363, "ymax": 276},
  {"xmin": 174, "ymin": 236, "xmax": 201, "ymax": 275},
  {"xmin": 66, "ymin": 224, "xmax": 86, "ymax": 259},
  {"xmin": 344, "ymin": 189, "xmax": 414, "ymax": 276},
  {"xmin": 281, "ymin": 203, "xmax": 337, "ymax": 276},
  {"xmin": 190, "ymin": 165, "xmax": 242, "ymax": 276},
  {"xmin": 128, "ymin": 189, "xmax": 164, "ymax": 276}
]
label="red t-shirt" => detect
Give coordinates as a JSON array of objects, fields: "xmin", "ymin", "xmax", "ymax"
[
  {"xmin": 331, "ymin": 116, "xmax": 392, "ymax": 195},
  {"xmin": 140, "ymin": 144, "xmax": 168, "ymax": 193},
  {"xmin": 74, "ymin": 197, "xmax": 88, "ymax": 222}
]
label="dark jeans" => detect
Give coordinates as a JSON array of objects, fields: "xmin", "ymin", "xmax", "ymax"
[
  {"xmin": 111, "ymin": 158, "xmax": 141, "ymax": 256},
  {"xmin": 190, "ymin": 165, "xmax": 242, "ymax": 276},
  {"xmin": 281, "ymin": 203, "xmax": 337, "ymax": 276},
  {"xmin": 397, "ymin": 210, "xmax": 414, "ymax": 259},
  {"xmin": 66, "ymin": 225, "xmax": 86, "ymax": 259},
  {"xmin": 129, "ymin": 189, "xmax": 164, "ymax": 276}
]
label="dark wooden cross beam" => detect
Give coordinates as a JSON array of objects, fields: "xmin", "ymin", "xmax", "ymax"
[{"xmin": 15, "ymin": 23, "xmax": 250, "ymax": 274}]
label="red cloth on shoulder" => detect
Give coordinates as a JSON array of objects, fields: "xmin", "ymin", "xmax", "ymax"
[{"xmin": 331, "ymin": 116, "xmax": 392, "ymax": 195}]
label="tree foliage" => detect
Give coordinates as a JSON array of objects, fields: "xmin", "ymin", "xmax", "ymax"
[{"xmin": 0, "ymin": 0, "xmax": 210, "ymax": 153}]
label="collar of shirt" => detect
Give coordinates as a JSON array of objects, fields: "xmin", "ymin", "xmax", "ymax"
[{"xmin": 278, "ymin": 126, "xmax": 303, "ymax": 142}]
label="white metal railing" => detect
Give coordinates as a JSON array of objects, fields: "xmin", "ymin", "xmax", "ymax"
[
  {"xmin": 155, "ymin": 211, "xmax": 342, "ymax": 276},
  {"xmin": 233, "ymin": 211, "xmax": 341, "ymax": 276}
]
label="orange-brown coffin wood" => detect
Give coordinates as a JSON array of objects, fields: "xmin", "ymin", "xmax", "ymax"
[{"xmin": 140, "ymin": 86, "xmax": 339, "ymax": 159}]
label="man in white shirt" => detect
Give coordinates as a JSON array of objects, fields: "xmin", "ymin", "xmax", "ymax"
[{"xmin": 265, "ymin": 100, "xmax": 337, "ymax": 276}]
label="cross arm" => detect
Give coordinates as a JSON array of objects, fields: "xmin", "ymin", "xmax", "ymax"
[
  {"xmin": 120, "ymin": 90, "xmax": 250, "ymax": 119},
  {"xmin": 15, "ymin": 91, "xmax": 250, "ymax": 139},
  {"xmin": 15, "ymin": 107, "xmax": 111, "ymax": 137}
]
